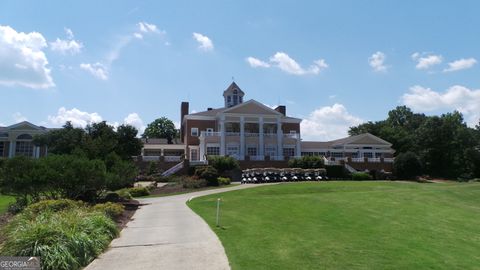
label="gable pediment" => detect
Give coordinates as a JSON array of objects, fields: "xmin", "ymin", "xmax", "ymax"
[
  {"xmin": 223, "ymin": 100, "xmax": 281, "ymax": 116},
  {"xmin": 348, "ymin": 134, "xmax": 391, "ymax": 146},
  {"xmin": 8, "ymin": 121, "xmax": 42, "ymax": 131}
]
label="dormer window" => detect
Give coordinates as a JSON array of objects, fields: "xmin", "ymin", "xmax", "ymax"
[{"xmin": 233, "ymin": 89, "xmax": 238, "ymax": 94}]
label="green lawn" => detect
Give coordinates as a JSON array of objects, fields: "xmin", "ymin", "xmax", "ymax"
[
  {"xmin": 136, "ymin": 183, "xmax": 240, "ymax": 198},
  {"xmin": 188, "ymin": 181, "xmax": 480, "ymax": 270},
  {"xmin": 0, "ymin": 195, "xmax": 15, "ymax": 214}
]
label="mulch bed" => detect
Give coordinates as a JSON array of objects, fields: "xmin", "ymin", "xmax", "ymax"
[
  {"xmin": 116, "ymin": 199, "xmax": 141, "ymax": 230},
  {"xmin": 148, "ymin": 183, "xmax": 190, "ymax": 196},
  {"xmin": 0, "ymin": 212, "xmax": 14, "ymax": 244}
]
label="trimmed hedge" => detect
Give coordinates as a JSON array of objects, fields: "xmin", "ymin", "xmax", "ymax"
[{"xmin": 352, "ymin": 172, "xmax": 373, "ymax": 181}]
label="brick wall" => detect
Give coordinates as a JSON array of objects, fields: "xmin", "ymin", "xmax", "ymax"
[{"xmin": 185, "ymin": 119, "xmax": 217, "ymax": 146}]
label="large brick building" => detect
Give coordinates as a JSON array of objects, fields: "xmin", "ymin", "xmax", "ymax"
[{"xmin": 143, "ymin": 82, "xmax": 395, "ymax": 172}]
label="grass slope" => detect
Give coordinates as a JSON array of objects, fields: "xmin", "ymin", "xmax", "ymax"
[
  {"xmin": 188, "ymin": 181, "xmax": 480, "ymax": 270},
  {"xmin": 0, "ymin": 195, "xmax": 15, "ymax": 214}
]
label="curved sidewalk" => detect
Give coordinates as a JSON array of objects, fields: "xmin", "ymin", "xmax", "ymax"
[{"xmin": 85, "ymin": 184, "xmax": 262, "ymax": 270}]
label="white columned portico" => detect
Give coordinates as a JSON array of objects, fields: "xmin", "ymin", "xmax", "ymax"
[
  {"xmin": 258, "ymin": 116, "xmax": 264, "ymax": 157},
  {"xmin": 8, "ymin": 141, "xmax": 15, "ymax": 158},
  {"xmin": 276, "ymin": 117, "xmax": 283, "ymax": 158},
  {"xmin": 220, "ymin": 115, "xmax": 226, "ymax": 156},
  {"xmin": 240, "ymin": 116, "xmax": 245, "ymax": 160}
]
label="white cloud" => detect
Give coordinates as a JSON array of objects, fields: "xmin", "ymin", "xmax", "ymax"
[
  {"xmin": 50, "ymin": 28, "xmax": 83, "ymax": 55},
  {"xmin": 12, "ymin": 112, "xmax": 27, "ymax": 123},
  {"xmin": 412, "ymin": 52, "xmax": 443, "ymax": 70},
  {"xmin": 192, "ymin": 32, "xmax": 214, "ymax": 51},
  {"xmin": 123, "ymin": 113, "xmax": 145, "ymax": 133},
  {"xmin": 301, "ymin": 103, "xmax": 364, "ymax": 141},
  {"xmin": 48, "ymin": 107, "xmax": 103, "ymax": 127},
  {"xmin": 402, "ymin": 85, "xmax": 480, "ymax": 126},
  {"xmin": 269, "ymin": 52, "xmax": 328, "ymax": 75},
  {"xmin": 369, "ymin": 51, "xmax": 387, "ymax": 72},
  {"xmin": 0, "ymin": 25, "xmax": 54, "ymax": 89},
  {"xmin": 247, "ymin": 52, "xmax": 328, "ymax": 75},
  {"xmin": 444, "ymin": 58, "xmax": 477, "ymax": 72},
  {"xmin": 246, "ymin": 57, "xmax": 270, "ymax": 68},
  {"xmin": 80, "ymin": 62, "xmax": 108, "ymax": 80},
  {"xmin": 134, "ymin": 21, "xmax": 164, "ymax": 39}
]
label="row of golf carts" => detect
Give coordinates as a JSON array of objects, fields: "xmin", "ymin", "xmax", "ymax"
[{"xmin": 241, "ymin": 168, "xmax": 328, "ymax": 184}]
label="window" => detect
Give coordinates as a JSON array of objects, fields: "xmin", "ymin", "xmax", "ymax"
[
  {"xmin": 247, "ymin": 147, "xmax": 257, "ymax": 156},
  {"xmin": 233, "ymin": 89, "xmax": 238, "ymax": 94},
  {"xmin": 227, "ymin": 96, "xmax": 231, "ymax": 103},
  {"xmin": 375, "ymin": 152, "xmax": 383, "ymax": 158},
  {"xmin": 226, "ymin": 145, "xmax": 239, "ymax": 156},
  {"xmin": 283, "ymin": 147, "xmax": 294, "ymax": 157},
  {"xmin": 265, "ymin": 146, "xmax": 276, "ymax": 157},
  {"xmin": 17, "ymin": 134, "xmax": 33, "ymax": 140},
  {"xmin": 363, "ymin": 152, "xmax": 373, "ymax": 158},
  {"xmin": 190, "ymin": 149, "xmax": 199, "ymax": 161},
  {"xmin": 191, "ymin": 127, "xmax": 199, "ymax": 136},
  {"xmin": 206, "ymin": 128, "xmax": 214, "ymax": 135},
  {"xmin": 239, "ymin": 96, "xmax": 243, "ymax": 103},
  {"xmin": 332, "ymin": 152, "xmax": 344, "ymax": 158},
  {"xmin": 206, "ymin": 147, "xmax": 220, "ymax": 156},
  {"xmin": 352, "ymin": 152, "xmax": 360, "ymax": 158},
  {"xmin": 233, "ymin": 95, "xmax": 238, "ymax": 104},
  {"xmin": 15, "ymin": 141, "xmax": 34, "ymax": 157},
  {"xmin": 0, "ymin": 142, "xmax": 4, "ymax": 157}
]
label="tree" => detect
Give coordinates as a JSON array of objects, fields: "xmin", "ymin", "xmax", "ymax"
[
  {"xmin": 393, "ymin": 152, "xmax": 422, "ymax": 179},
  {"xmin": 142, "ymin": 117, "xmax": 177, "ymax": 143},
  {"xmin": 116, "ymin": 124, "xmax": 143, "ymax": 159}
]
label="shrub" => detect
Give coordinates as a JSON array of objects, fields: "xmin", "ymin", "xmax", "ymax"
[
  {"xmin": 217, "ymin": 177, "xmax": 231, "ymax": 185},
  {"xmin": 93, "ymin": 202, "xmax": 125, "ymax": 219},
  {"xmin": 104, "ymin": 192, "xmax": 122, "ymax": 202},
  {"xmin": 24, "ymin": 199, "xmax": 85, "ymax": 215},
  {"xmin": 195, "ymin": 166, "xmax": 220, "ymax": 186},
  {"xmin": 116, "ymin": 187, "xmax": 150, "ymax": 198},
  {"xmin": 288, "ymin": 156, "xmax": 325, "ymax": 169},
  {"xmin": 394, "ymin": 152, "xmax": 422, "ymax": 179},
  {"xmin": 0, "ymin": 204, "xmax": 118, "ymax": 270},
  {"xmin": 352, "ymin": 172, "xmax": 373, "ymax": 181},
  {"xmin": 115, "ymin": 189, "xmax": 133, "ymax": 200},
  {"xmin": 105, "ymin": 153, "xmax": 138, "ymax": 191},
  {"xmin": 147, "ymin": 161, "xmax": 158, "ymax": 175},
  {"xmin": 181, "ymin": 177, "xmax": 208, "ymax": 189},
  {"xmin": 326, "ymin": 165, "xmax": 348, "ymax": 179},
  {"xmin": 208, "ymin": 156, "xmax": 239, "ymax": 173}
]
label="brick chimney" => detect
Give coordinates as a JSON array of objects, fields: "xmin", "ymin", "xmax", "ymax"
[
  {"xmin": 275, "ymin": 105, "xmax": 286, "ymax": 116},
  {"xmin": 181, "ymin": 102, "xmax": 189, "ymax": 142}
]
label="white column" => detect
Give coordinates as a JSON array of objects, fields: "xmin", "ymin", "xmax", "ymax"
[
  {"xmin": 295, "ymin": 134, "xmax": 301, "ymax": 157},
  {"xmin": 161, "ymin": 149, "xmax": 164, "ymax": 156},
  {"xmin": 35, "ymin": 146, "xmax": 40, "ymax": 158},
  {"xmin": 8, "ymin": 141, "xmax": 15, "ymax": 158},
  {"xmin": 220, "ymin": 115, "xmax": 226, "ymax": 156},
  {"xmin": 258, "ymin": 116, "xmax": 264, "ymax": 157},
  {"xmin": 199, "ymin": 137, "xmax": 206, "ymax": 161},
  {"xmin": 276, "ymin": 117, "xmax": 283, "ymax": 158},
  {"xmin": 240, "ymin": 116, "xmax": 245, "ymax": 160}
]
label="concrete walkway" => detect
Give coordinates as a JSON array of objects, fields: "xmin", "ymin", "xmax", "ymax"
[{"xmin": 85, "ymin": 184, "xmax": 263, "ymax": 270}]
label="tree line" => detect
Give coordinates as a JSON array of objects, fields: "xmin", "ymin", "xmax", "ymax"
[{"xmin": 349, "ymin": 106, "xmax": 480, "ymax": 179}]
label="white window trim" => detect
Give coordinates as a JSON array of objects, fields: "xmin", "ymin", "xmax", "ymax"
[{"xmin": 191, "ymin": 127, "xmax": 199, "ymax": 136}]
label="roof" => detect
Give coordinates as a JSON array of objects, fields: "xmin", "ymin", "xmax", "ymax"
[
  {"xmin": 189, "ymin": 107, "xmax": 226, "ymax": 117},
  {"xmin": 1, "ymin": 121, "xmax": 51, "ymax": 131},
  {"xmin": 223, "ymin": 82, "xmax": 245, "ymax": 96},
  {"xmin": 301, "ymin": 133, "xmax": 392, "ymax": 149}
]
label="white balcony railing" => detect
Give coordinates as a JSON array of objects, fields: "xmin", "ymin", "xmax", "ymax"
[
  {"xmin": 384, "ymin": 158, "xmax": 394, "ymax": 163},
  {"xmin": 368, "ymin": 158, "xmax": 381, "ymax": 163},
  {"xmin": 226, "ymin": 132, "xmax": 240, "ymax": 136},
  {"xmin": 284, "ymin": 133, "xmax": 300, "ymax": 139},
  {"xmin": 200, "ymin": 131, "xmax": 221, "ymax": 137},
  {"xmin": 143, "ymin": 156, "xmax": 160, "ymax": 161},
  {"xmin": 164, "ymin": 156, "xmax": 182, "ymax": 162},
  {"xmin": 351, "ymin": 157, "xmax": 364, "ymax": 163},
  {"xmin": 245, "ymin": 132, "xmax": 259, "ymax": 137}
]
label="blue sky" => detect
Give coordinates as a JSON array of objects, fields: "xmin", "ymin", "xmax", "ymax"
[{"xmin": 1, "ymin": 1, "xmax": 479, "ymax": 140}]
